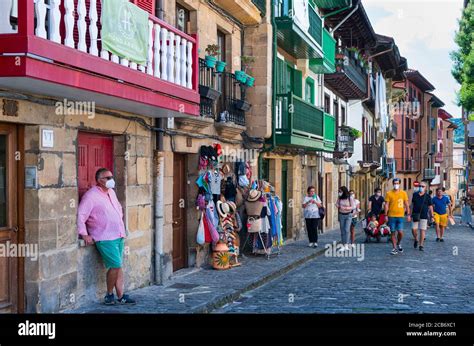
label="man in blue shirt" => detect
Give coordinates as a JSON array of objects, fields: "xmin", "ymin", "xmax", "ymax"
[{"xmin": 432, "ymin": 188, "xmax": 452, "ymax": 242}]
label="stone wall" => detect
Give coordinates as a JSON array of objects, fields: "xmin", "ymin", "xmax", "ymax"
[{"xmin": 0, "ymin": 98, "xmax": 153, "ymax": 312}]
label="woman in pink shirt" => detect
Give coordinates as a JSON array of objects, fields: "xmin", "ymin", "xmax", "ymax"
[{"xmin": 336, "ymin": 186, "xmax": 356, "ymax": 250}]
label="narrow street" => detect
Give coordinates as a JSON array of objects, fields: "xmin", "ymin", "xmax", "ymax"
[{"xmin": 216, "ymin": 222, "xmax": 474, "ymax": 313}]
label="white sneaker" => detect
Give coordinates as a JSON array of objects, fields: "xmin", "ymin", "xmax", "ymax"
[
  {"xmin": 313, "ymin": 243, "xmax": 318, "ymax": 248},
  {"xmin": 308, "ymin": 243, "xmax": 314, "ymax": 247}
]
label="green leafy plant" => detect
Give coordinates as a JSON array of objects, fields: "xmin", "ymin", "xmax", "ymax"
[
  {"xmin": 451, "ymin": 2, "xmax": 474, "ymax": 112},
  {"xmin": 348, "ymin": 127, "xmax": 362, "ymax": 139},
  {"xmin": 241, "ymin": 55, "xmax": 255, "ymax": 73},
  {"xmin": 205, "ymin": 44, "xmax": 220, "ymax": 57}
]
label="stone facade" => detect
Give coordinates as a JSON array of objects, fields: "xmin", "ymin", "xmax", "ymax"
[{"xmin": 1, "ymin": 99, "xmax": 153, "ymax": 312}]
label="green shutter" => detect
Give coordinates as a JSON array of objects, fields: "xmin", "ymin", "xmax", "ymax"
[{"xmin": 293, "ymin": 68, "xmax": 303, "ymax": 97}]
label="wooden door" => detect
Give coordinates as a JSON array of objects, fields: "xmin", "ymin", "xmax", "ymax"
[
  {"xmin": 77, "ymin": 132, "xmax": 113, "ymax": 199},
  {"xmin": 0, "ymin": 123, "xmax": 22, "ymax": 313},
  {"xmin": 172, "ymin": 154, "xmax": 187, "ymax": 271}
]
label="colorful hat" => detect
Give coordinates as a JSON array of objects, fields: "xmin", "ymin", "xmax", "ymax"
[
  {"xmin": 246, "ymin": 189, "xmax": 262, "ymax": 202},
  {"xmin": 216, "ymin": 200, "xmax": 230, "ymax": 219}
]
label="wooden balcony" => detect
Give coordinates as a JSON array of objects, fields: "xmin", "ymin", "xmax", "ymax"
[
  {"xmin": 275, "ymin": 92, "xmax": 330, "ymax": 150},
  {"xmin": 0, "ymin": 0, "xmax": 200, "ymax": 117},
  {"xmin": 324, "ymin": 47, "xmax": 368, "ymax": 99},
  {"xmin": 275, "ymin": 0, "xmax": 323, "ymax": 59}
]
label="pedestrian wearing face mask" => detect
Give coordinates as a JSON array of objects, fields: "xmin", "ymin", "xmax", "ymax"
[
  {"xmin": 384, "ymin": 178, "xmax": 411, "ymax": 255},
  {"xmin": 368, "ymin": 188, "xmax": 385, "ymax": 219},
  {"xmin": 410, "ymin": 183, "xmax": 434, "ymax": 251},
  {"xmin": 77, "ymin": 168, "xmax": 136, "ymax": 305},
  {"xmin": 336, "ymin": 186, "xmax": 356, "ymax": 251}
]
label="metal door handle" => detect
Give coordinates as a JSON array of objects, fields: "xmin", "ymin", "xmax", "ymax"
[
  {"xmin": 174, "ymin": 221, "xmax": 179, "ymax": 225},
  {"xmin": 12, "ymin": 226, "xmax": 18, "ymax": 232}
]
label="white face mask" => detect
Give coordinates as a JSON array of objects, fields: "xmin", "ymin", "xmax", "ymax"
[
  {"xmin": 105, "ymin": 178, "xmax": 116, "ymax": 189},
  {"xmin": 350, "ymin": 194, "xmax": 355, "ymax": 198},
  {"xmin": 393, "ymin": 184, "xmax": 400, "ymax": 190},
  {"xmin": 376, "ymin": 192, "xmax": 381, "ymax": 197},
  {"xmin": 338, "ymin": 192, "xmax": 343, "ymax": 197}
]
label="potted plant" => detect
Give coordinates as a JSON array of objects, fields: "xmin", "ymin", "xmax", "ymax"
[
  {"xmin": 236, "ymin": 55, "xmax": 255, "ymax": 85},
  {"xmin": 348, "ymin": 127, "xmax": 362, "ymax": 139},
  {"xmin": 205, "ymin": 44, "xmax": 219, "ymax": 69}
]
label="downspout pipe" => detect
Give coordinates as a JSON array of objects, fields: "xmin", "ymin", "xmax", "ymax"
[
  {"xmin": 329, "ymin": 2, "xmax": 359, "ymax": 34},
  {"xmin": 258, "ymin": 0, "xmax": 277, "ymax": 178},
  {"xmin": 154, "ymin": 0, "xmax": 165, "ymax": 285}
]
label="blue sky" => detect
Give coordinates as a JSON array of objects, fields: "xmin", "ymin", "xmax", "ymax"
[{"xmin": 364, "ymin": 0, "xmax": 464, "ymax": 117}]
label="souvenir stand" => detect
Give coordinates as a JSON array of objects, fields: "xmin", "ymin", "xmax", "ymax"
[
  {"xmin": 241, "ymin": 180, "xmax": 284, "ymax": 259},
  {"xmin": 194, "ymin": 143, "xmax": 243, "ymax": 269}
]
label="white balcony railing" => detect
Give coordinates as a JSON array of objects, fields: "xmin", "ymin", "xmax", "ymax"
[{"xmin": 0, "ymin": 0, "xmax": 195, "ymax": 89}]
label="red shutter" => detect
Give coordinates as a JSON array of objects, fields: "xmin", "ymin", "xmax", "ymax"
[
  {"xmin": 78, "ymin": 132, "xmax": 114, "ymax": 199},
  {"xmin": 132, "ymin": 0, "xmax": 155, "ymax": 15}
]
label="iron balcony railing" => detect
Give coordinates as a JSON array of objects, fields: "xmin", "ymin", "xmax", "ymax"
[
  {"xmin": 405, "ymin": 159, "xmax": 417, "ymax": 172},
  {"xmin": 423, "ymin": 168, "xmax": 436, "ymax": 180},
  {"xmin": 198, "ymin": 58, "xmax": 247, "ymax": 126},
  {"xmin": 362, "ymin": 144, "xmax": 381, "ymax": 164},
  {"xmin": 336, "ymin": 126, "xmax": 355, "ymax": 154}
]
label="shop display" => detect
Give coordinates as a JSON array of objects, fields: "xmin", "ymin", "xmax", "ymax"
[{"xmin": 195, "ymin": 145, "xmax": 283, "ymax": 268}]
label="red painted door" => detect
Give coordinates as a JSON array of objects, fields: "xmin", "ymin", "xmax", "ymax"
[{"xmin": 78, "ymin": 132, "xmax": 114, "ymax": 199}]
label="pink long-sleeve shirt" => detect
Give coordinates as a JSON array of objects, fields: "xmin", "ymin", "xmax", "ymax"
[{"xmin": 77, "ymin": 186, "xmax": 126, "ymax": 241}]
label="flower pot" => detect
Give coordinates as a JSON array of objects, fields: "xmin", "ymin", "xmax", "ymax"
[
  {"xmin": 234, "ymin": 99, "xmax": 252, "ymax": 112},
  {"xmin": 235, "ymin": 70, "xmax": 247, "ymax": 83},
  {"xmin": 216, "ymin": 60, "xmax": 227, "ymax": 73},
  {"xmin": 199, "ymin": 85, "xmax": 221, "ymax": 101},
  {"xmin": 205, "ymin": 55, "xmax": 217, "ymax": 68},
  {"xmin": 212, "ymin": 242, "xmax": 230, "ymax": 270},
  {"xmin": 246, "ymin": 75, "xmax": 255, "ymax": 87}
]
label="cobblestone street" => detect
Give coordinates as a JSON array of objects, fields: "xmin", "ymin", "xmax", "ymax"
[{"xmin": 216, "ymin": 221, "xmax": 474, "ymax": 313}]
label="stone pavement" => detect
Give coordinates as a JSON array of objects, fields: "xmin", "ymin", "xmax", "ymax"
[
  {"xmin": 67, "ymin": 225, "xmax": 352, "ymax": 313},
  {"xmin": 216, "ymin": 218, "xmax": 474, "ymax": 313}
]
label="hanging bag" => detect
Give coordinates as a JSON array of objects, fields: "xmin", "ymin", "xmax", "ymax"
[{"xmin": 196, "ymin": 212, "xmax": 205, "ymax": 245}]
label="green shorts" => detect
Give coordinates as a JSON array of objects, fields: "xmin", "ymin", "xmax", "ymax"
[{"xmin": 95, "ymin": 238, "xmax": 125, "ymax": 269}]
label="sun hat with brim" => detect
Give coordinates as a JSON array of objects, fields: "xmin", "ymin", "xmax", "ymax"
[
  {"xmin": 221, "ymin": 163, "xmax": 231, "ymax": 176},
  {"xmin": 246, "ymin": 189, "xmax": 262, "ymax": 202},
  {"xmin": 227, "ymin": 201, "xmax": 237, "ymax": 213},
  {"xmin": 216, "ymin": 201, "xmax": 230, "ymax": 218}
]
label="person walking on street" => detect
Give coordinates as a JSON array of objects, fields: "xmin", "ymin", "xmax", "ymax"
[
  {"xmin": 77, "ymin": 168, "xmax": 136, "ymax": 305},
  {"xmin": 336, "ymin": 186, "xmax": 356, "ymax": 251},
  {"xmin": 432, "ymin": 187, "xmax": 452, "ymax": 242},
  {"xmin": 460, "ymin": 194, "xmax": 472, "ymax": 228},
  {"xmin": 411, "ymin": 182, "xmax": 434, "ymax": 251},
  {"xmin": 368, "ymin": 188, "xmax": 385, "ymax": 219},
  {"xmin": 385, "ymin": 178, "xmax": 411, "ymax": 255},
  {"xmin": 302, "ymin": 186, "xmax": 322, "ymax": 248},
  {"xmin": 349, "ymin": 190, "xmax": 361, "ymax": 245}
]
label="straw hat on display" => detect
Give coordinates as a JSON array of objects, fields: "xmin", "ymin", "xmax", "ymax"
[
  {"xmin": 216, "ymin": 201, "xmax": 230, "ymax": 219},
  {"xmin": 246, "ymin": 189, "xmax": 262, "ymax": 202}
]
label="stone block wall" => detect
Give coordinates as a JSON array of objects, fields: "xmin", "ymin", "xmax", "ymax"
[{"xmin": 1, "ymin": 99, "xmax": 154, "ymax": 312}]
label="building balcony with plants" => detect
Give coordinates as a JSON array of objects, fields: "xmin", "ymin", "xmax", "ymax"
[
  {"xmin": 198, "ymin": 46, "xmax": 255, "ymax": 127},
  {"xmin": 334, "ymin": 125, "xmax": 360, "ymax": 158},
  {"xmin": 324, "ymin": 46, "xmax": 369, "ymax": 99},
  {"xmin": 0, "ymin": 0, "xmax": 200, "ymax": 117}
]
